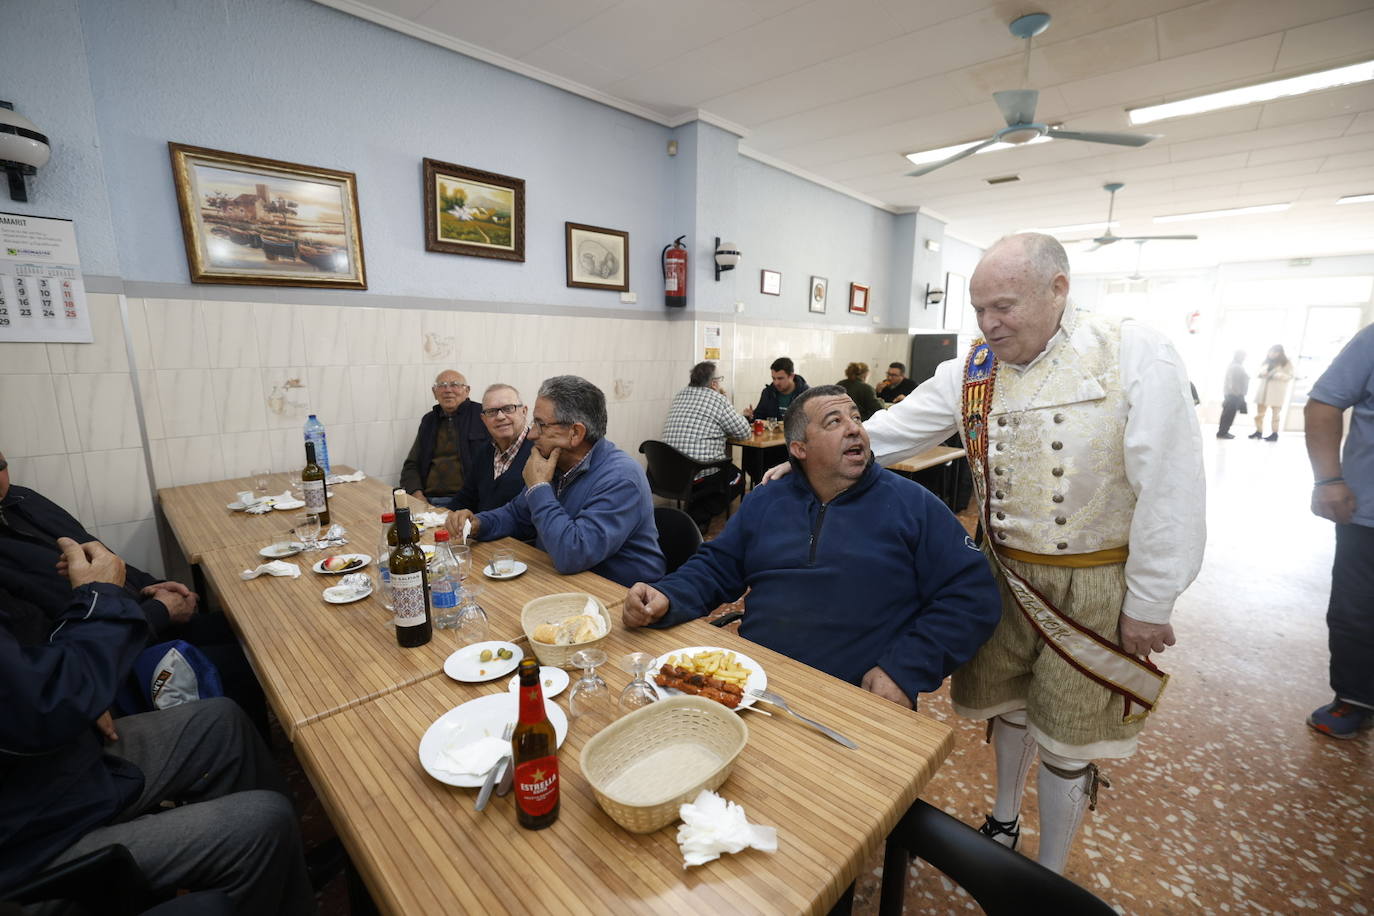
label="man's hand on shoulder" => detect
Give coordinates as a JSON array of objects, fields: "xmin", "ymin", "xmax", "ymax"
[
  {"xmin": 861, "ymin": 666, "xmax": 913, "ymax": 709},
  {"xmin": 1119, "ymin": 616, "xmax": 1176, "ymax": 657},
  {"xmin": 759, "ymin": 461, "xmax": 792, "ymax": 485},
  {"xmin": 523, "ymin": 447, "xmax": 559, "ymax": 489},
  {"xmin": 56, "ymin": 537, "xmax": 125, "ymax": 589},
  {"xmin": 623, "ymin": 583, "xmax": 670, "ymax": 628}
]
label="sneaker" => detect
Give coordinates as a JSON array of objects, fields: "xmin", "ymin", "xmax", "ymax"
[
  {"xmin": 978, "ymin": 813, "xmax": 1020, "ymax": 850},
  {"xmin": 1248, "ymin": 431, "xmax": 1263, "ymax": 439},
  {"xmin": 1217, "ymin": 432, "xmax": 1235, "ymax": 439},
  {"xmin": 1307, "ymin": 698, "xmax": 1373, "ymax": 739},
  {"xmin": 1265, "ymin": 432, "xmax": 1279, "ymax": 442}
]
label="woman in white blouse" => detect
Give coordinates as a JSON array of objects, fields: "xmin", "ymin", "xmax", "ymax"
[{"xmin": 1250, "ymin": 344, "xmax": 1294, "ymax": 441}]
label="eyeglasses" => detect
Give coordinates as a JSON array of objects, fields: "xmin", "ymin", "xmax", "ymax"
[
  {"xmin": 712, "ymin": 376, "xmax": 724, "ymax": 382},
  {"xmin": 433, "ymin": 381, "xmax": 469, "ymax": 390},
  {"xmin": 531, "ymin": 419, "xmax": 571, "ymax": 433},
  {"xmin": 480, "ymin": 403, "xmax": 524, "ymax": 418}
]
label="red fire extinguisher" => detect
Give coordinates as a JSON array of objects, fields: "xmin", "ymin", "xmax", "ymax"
[{"xmin": 663, "ymin": 235, "xmax": 687, "ymax": 308}]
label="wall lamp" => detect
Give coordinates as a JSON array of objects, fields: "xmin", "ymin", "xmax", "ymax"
[
  {"xmin": 0, "ymin": 101, "xmax": 51, "ymax": 203},
  {"xmin": 924, "ymin": 284, "xmax": 945, "ymax": 307},
  {"xmin": 714, "ymin": 237, "xmax": 740, "ymax": 280}
]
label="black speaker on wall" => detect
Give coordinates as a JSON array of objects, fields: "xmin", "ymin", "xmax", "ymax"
[{"xmin": 908, "ymin": 333, "xmax": 958, "ymax": 385}]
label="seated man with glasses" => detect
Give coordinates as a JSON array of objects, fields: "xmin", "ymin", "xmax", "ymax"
[
  {"xmin": 448, "ymin": 384, "xmax": 534, "ymax": 514},
  {"xmin": 401, "ymin": 369, "xmax": 492, "ymax": 509},
  {"xmin": 446, "ymin": 376, "xmax": 665, "ymax": 587}
]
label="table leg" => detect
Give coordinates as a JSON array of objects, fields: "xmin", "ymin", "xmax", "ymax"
[
  {"xmin": 826, "ymin": 880, "xmax": 856, "ymax": 916},
  {"xmin": 878, "ymin": 838, "xmax": 909, "ymax": 915}
]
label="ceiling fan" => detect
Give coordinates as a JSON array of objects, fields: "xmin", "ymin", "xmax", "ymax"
[
  {"xmin": 906, "ymin": 13, "xmax": 1158, "ymax": 178},
  {"xmin": 1079, "ymin": 182, "xmax": 1199, "ymax": 249}
]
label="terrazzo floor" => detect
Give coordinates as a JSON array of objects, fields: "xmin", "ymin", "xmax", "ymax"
[{"xmin": 293, "ymin": 433, "xmax": 1372, "ymax": 915}]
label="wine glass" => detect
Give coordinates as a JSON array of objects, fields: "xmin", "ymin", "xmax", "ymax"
[
  {"xmin": 449, "ymin": 583, "xmax": 488, "ymax": 645},
  {"xmin": 568, "ymin": 648, "xmax": 612, "ymax": 733},
  {"xmin": 251, "ymin": 467, "xmax": 272, "ymax": 495},
  {"xmin": 294, "ymin": 512, "xmax": 321, "ymax": 551},
  {"xmin": 618, "ymin": 652, "xmax": 659, "ymax": 715}
]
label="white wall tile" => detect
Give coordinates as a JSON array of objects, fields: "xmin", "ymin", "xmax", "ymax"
[
  {"xmin": 383, "ymin": 309, "xmax": 422, "ymax": 365},
  {"xmin": 148, "ymin": 439, "xmax": 172, "ymax": 491},
  {"xmin": 344, "ymin": 307, "xmax": 388, "ymax": 365},
  {"xmin": 352, "ymin": 420, "xmax": 394, "ymax": 481},
  {"xmin": 156, "ymin": 369, "xmax": 219, "ymax": 438},
  {"xmin": 266, "ymin": 427, "xmax": 304, "ymax": 475},
  {"xmin": 2, "ymin": 374, "xmax": 72, "ymax": 457},
  {"xmin": 135, "ymin": 370, "xmax": 165, "ymax": 441},
  {"xmin": 261, "ymin": 368, "xmax": 310, "ymax": 430},
  {"xmin": 297, "ymin": 305, "xmax": 349, "ymax": 367},
  {"xmin": 0, "ymin": 342, "xmax": 51, "ymax": 374},
  {"xmin": 81, "ymin": 447, "xmax": 154, "ymax": 526},
  {"xmin": 387, "ymin": 364, "xmax": 431, "ymax": 422},
  {"xmin": 349, "ymin": 365, "xmax": 391, "ymax": 422},
  {"xmin": 211, "ymin": 368, "xmax": 268, "ymax": 433},
  {"xmin": 96, "ymin": 519, "xmax": 165, "ymax": 580},
  {"xmin": 67, "ymin": 446, "xmax": 96, "ymax": 525},
  {"xmin": 218, "ymin": 430, "xmax": 272, "ymax": 479},
  {"xmin": 56, "ymin": 293, "xmax": 128, "ymax": 373},
  {"xmin": 320, "ymin": 422, "xmax": 356, "ymax": 473},
  {"xmin": 420, "ymin": 310, "xmax": 459, "ymax": 365},
  {"xmin": 304, "ymin": 366, "xmax": 354, "ymax": 425},
  {"xmin": 254, "ymin": 302, "xmax": 307, "ymax": 367},
  {"xmin": 122, "ymin": 297, "xmax": 154, "ymax": 370},
  {"xmin": 144, "ymin": 299, "xmax": 209, "ymax": 369},
  {"xmin": 162, "ymin": 435, "xmax": 226, "ymax": 487},
  {"xmin": 201, "ymin": 300, "xmax": 263, "ymax": 368},
  {"xmin": 7, "ymin": 453, "xmax": 79, "ymax": 517}
]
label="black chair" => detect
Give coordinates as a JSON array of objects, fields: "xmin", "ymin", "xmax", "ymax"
[
  {"xmin": 653, "ymin": 506, "xmax": 703, "ymax": 574},
  {"xmin": 639, "ymin": 441, "xmax": 737, "ymax": 523},
  {"xmin": 878, "ymin": 801, "xmax": 1116, "ymax": 916},
  {"xmin": 6, "ymin": 844, "xmax": 160, "ymax": 916}
]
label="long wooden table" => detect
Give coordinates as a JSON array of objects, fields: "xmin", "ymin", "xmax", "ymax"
[
  {"xmin": 198, "ymin": 534, "xmax": 626, "ymax": 737},
  {"xmin": 294, "ymin": 616, "xmax": 954, "ymax": 915}
]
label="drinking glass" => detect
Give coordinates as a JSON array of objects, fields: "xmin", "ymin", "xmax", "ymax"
[
  {"xmin": 448, "ymin": 583, "xmax": 488, "ymax": 645},
  {"xmin": 618, "ymin": 652, "xmax": 659, "ymax": 715},
  {"xmin": 568, "ymin": 648, "xmax": 612, "ymax": 734},
  {"xmin": 492, "ymin": 548, "xmax": 516, "ymax": 577},
  {"xmin": 294, "ymin": 512, "xmax": 321, "ymax": 551},
  {"xmin": 252, "ymin": 467, "xmax": 272, "ymax": 495},
  {"xmin": 450, "ymin": 544, "xmax": 472, "ymax": 583}
]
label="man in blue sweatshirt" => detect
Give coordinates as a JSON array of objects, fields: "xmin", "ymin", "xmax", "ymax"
[
  {"xmin": 623, "ymin": 385, "xmax": 1000, "ymax": 707},
  {"xmin": 448, "ymin": 375, "xmax": 664, "ymax": 587}
]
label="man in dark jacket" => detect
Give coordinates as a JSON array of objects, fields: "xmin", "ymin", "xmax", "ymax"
[
  {"xmin": 745, "ymin": 356, "xmax": 809, "ymax": 420},
  {"xmin": 400, "ymin": 369, "xmax": 492, "ymax": 508},
  {"xmin": 623, "ymin": 385, "xmax": 1000, "ymax": 708},
  {"xmin": 450, "ymin": 383, "xmax": 535, "ymax": 514},
  {"xmin": 0, "ymin": 538, "xmax": 313, "ymax": 914}
]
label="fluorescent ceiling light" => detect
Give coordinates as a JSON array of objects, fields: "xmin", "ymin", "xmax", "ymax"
[
  {"xmin": 1153, "ymin": 203, "xmax": 1290, "ymax": 223},
  {"xmin": 1128, "ymin": 60, "xmax": 1374, "ymax": 125},
  {"xmin": 905, "ymin": 134, "xmax": 1052, "ymax": 167},
  {"xmin": 1025, "ymin": 220, "xmax": 1119, "ymax": 235},
  {"xmin": 1337, "ymin": 193, "xmax": 1374, "ymax": 205}
]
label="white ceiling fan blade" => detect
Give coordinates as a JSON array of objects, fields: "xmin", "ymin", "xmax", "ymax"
[
  {"xmin": 905, "ymin": 138, "xmax": 998, "ymax": 177},
  {"xmin": 1092, "ymin": 235, "xmax": 1122, "ymax": 246},
  {"xmin": 1113, "ymin": 234, "xmax": 1199, "ymax": 241},
  {"xmin": 993, "ymin": 89, "xmax": 1039, "ymax": 127},
  {"xmin": 1047, "ymin": 128, "xmax": 1157, "ymax": 147}
]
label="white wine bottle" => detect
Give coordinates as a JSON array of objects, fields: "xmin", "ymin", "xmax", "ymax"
[
  {"xmin": 301, "ymin": 441, "xmax": 330, "ymax": 525},
  {"xmin": 390, "ymin": 490, "xmax": 431, "ymax": 648}
]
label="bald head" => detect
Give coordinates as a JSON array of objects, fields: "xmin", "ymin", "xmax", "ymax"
[
  {"xmin": 970, "ymin": 232, "xmax": 1070, "ymax": 365},
  {"xmin": 432, "ymin": 369, "xmax": 470, "ymax": 413}
]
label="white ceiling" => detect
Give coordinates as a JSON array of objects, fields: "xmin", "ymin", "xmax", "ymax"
[{"xmin": 323, "ymin": 0, "xmax": 1374, "ymax": 271}]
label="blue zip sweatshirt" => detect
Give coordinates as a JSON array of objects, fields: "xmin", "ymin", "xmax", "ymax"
[
  {"xmin": 651, "ymin": 461, "xmax": 1001, "ymax": 703},
  {"xmin": 475, "ymin": 437, "xmax": 665, "ymax": 587}
]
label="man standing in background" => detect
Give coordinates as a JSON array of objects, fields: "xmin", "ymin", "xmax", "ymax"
[{"xmin": 1216, "ymin": 350, "xmax": 1249, "ymax": 439}]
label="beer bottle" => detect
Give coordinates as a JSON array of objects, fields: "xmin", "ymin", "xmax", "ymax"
[
  {"xmin": 512, "ymin": 657, "xmax": 559, "ymax": 829},
  {"xmin": 389, "ymin": 492, "xmax": 432, "ymax": 648},
  {"xmin": 301, "ymin": 441, "xmax": 330, "ymax": 525}
]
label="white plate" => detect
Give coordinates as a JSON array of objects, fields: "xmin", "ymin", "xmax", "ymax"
[
  {"xmin": 650, "ymin": 646, "xmax": 767, "ymax": 711},
  {"xmin": 259, "ymin": 541, "xmax": 304, "ymax": 559},
  {"xmin": 419, "ymin": 693, "xmax": 568, "ymax": 788},
  {"xmin": 227, "ymin": 499, "xmax": 265, "ymax": 512},
  {"xmin": 323, "ymin": 583, "xmax": 372, "ymax": 604},
  {"xmin": 443, "ymin": 641, "xmax": 524, "ymax": 683},
  {"xmin": 483, "ymin": 560, "xmax": 528, "ymax": 580},
  {"xmin": 507, "ymin": 666, "xmax": 570, "ymax": 698},
  {"xmin": 272, "ymin": 498, "xmax": 306, "ymax": 510},
  {"xmin": 311, "ymin": 553, "xmax": 371, "ymax": 575}
]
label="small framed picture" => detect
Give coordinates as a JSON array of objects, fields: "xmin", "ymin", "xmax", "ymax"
[
  {"xmin": 565, "ymin": 222, "xmax": 629, "ymax": 291},
  {"xmin": 760, "ymin": 269, "xmax": 782, "ymax": 296},
  {"xmin": 849, "ymin": 282, "xmax": 870, "ymax": 315},
  {"xmin": 809, "ymin": 276, "xmax": 828, "ymax": 313},
  {"xmin": 423, "ymin": 158, "xmax": 524, "ymax": 261}
]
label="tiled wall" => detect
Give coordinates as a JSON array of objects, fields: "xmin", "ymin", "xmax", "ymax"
[{"xmin": 3, "ymin": 295, "xmax": 905, "ymax": 578}]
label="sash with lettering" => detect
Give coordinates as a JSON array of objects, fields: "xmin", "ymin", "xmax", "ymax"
[{"xmin": 961, "ymin": 339, "xmax": 1168, "ymax": 723}]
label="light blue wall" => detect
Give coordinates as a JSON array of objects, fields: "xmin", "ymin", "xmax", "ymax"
[
  {"xmin": 0, "ymin": 0, "xmax": 121, "ymax": 276},
  {"xmin": 906, "ymin": 212, "xmax": 946, "ymax": 329}
]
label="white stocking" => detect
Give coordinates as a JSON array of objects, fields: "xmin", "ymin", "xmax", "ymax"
[
  {"xmin": 1035, "ymin": 749, "xmax": 1104, "ymax": 875},
  {"xmin": 990, "ymin": 712, "xmax": 1037, "ymax": 828}
]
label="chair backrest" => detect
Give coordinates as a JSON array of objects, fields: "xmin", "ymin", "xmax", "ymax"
[
  {"xmin": 639, "ymin": 440, "xmax": 707, "ymax": 502},
  {"xmin": 653, "ymin": 506, "xmax": 703, "ymax": 574},
  {"xmin": 893, "ymin": 801, "xmax": 1116, "ymax": 915}
]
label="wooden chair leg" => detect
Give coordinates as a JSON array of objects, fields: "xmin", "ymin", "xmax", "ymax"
[{"xmin": 879, "ymin": 838, "xmax": 909, "ymax": 916}]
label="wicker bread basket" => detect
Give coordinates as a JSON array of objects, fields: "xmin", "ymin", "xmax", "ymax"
[
  {"xmin": 580, "ymin": 695, "xmax": 748, "ymax": 833},
  {"xmin": 520, "ymin": 592, "xmax": 612, "ymax": 669}
]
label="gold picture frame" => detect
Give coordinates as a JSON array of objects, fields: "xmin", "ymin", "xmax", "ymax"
[
  {"xmin": 423, "ymin": 158, "xmax": 525, "ymax": 261},
  {"xmin": 168, "ymin": 143, "xmax": 366, "ymax": 289}
]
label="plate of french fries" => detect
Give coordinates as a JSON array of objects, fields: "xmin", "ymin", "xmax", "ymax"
[{"xmin": 650, "ymin": 646, "xmax": 767, "ymax": 711}]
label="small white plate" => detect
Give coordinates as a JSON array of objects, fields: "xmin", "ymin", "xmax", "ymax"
[
  {"xmin": 443, "ymin": 641, "xmax": 523, "ymax": 683},
  {"xmin": 507, "ymin": 666, "xmax": 570, "ymax": 698},
  {"xmin": 651, "ymin": 645, "xmax": 767, "ymax": 711},
  {"xmin": 312, "ymin": 553, "xmax": 371, "ymax": 575},
  {"xmin": 419, "ymin": 693, "xmax": 568, "ymax": 788},
  {"xmin": 323, "ymin": 583, "xmax": 372, "ymax": 604},
  {"xmin": 272, "ymin": 498, "xmax": 306, "ymax": 510},
  {"xmin": 259, "ymin": 541, "xmax": 304, "ymax": 559},
  {"xmin": 227, "ymin": 499, "xmax": 265, "ymax": 512},
  {"xmin": 483, "ymin": 560, "xmax": 528, "ymax": 580}
]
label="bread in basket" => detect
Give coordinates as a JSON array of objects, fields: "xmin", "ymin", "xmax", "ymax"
[{"xmin": 520, "ymin": 592, "xmax": 612, "ymax": 668}]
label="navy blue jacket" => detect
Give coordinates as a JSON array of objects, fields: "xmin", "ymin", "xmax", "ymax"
[
  {"xmin": 452, "ymin": 438, "xmax": 535, "ymax": 513},
  {"xmin": 476, "ymin": 438, "xmax": 665, "ymax": 587},
  {"xmin": 399, "ymin": 401, "xmax": 491, "ymax": 497},
  {"xmin": 0, "ymin": 583, "xmax": 150, "ymax": 893},
  {"xmin": 652, "ymin": 461, "xmax": 1001, "ymax": 702},
  {"xmin": 753, "ymin": 374, "xmax": 809, "ymax": 420}
]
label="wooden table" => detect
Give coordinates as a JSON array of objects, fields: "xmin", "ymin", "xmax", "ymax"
[
  {"xmin": 886, "ymin": 446, "xmax": 967, "ymax": 511},
  {"xmin": 294, "ymin": 616, "xmax": 954, "ymax": 915},
  {"xmin": 198, "ymin": 535, "xmax": 626, "ymax": 737},
  {"xmin": 727, "ymin": 429, "xmax": 787, "ymax": 489}
]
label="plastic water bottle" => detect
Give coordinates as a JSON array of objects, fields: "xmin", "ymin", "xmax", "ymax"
[
  {"xmin": 378, "ymin": 512, "xmax": 396, "ymax": 611},
  {"xmin": 430, "ymin": 529, "xmax": 460, "ymax": 627},
  {"xmin": 304, "ymin": 414, "xmax": 331, "ymax": 476}
]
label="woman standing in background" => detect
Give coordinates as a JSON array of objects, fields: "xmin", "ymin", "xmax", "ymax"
[
  {"xmin": 1250, "ymin": 345, "xmax": 1294, "ymax": 441},
  {"xmin": 836, "ymin": 362, "xmax": 884, "ymax": 421}
]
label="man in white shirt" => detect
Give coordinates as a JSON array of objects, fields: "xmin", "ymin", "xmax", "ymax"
[{"xmin": 770, "ymin": 233, "xmax": 1205, "ymax": 874}]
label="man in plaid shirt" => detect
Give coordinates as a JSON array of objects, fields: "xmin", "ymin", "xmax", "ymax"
[{"xmin": 662, "ymin": 362, "xmax": 750, "ymax": 528}]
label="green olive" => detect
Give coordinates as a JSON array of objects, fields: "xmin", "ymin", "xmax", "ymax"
[
  {"xmin": 479, "ymin": 649, "xmax": 493, "ymax": 662},
  {"xmin": 497, "ymin": 648, "xmax": 513, "ymax": 660}
]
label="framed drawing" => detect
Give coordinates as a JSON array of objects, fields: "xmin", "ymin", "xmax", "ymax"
[
  {"xmin": 849, "ymin": 282, "xmax": 870, "ymax": 315},
  {"xmin": 565, "ymin": 222, "xmax": 629, "ymax": 291},
  {"xmin": 760, "ymin": 269, "xmax": 782, "ymax": 296},
  {"xmin": 809, "ymin": 276, "xmax": 828, "ymax": 313},
  {"xmin": 168, "ymin": 143, "xmax": 366, "ymax": 288},
  {"xmin": 943, "ymin": 271, "xmax": 968, "ymax": 330},
  {"xmin": 423, "ymin": 158, "xmax": 524, "ymax": 261}
]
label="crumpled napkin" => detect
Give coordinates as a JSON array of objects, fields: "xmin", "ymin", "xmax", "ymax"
[
  {"xmin": 240, "ymin": 560, "xmax": 301, "ymax": 580},
  {"xmin": 328, "ymin": 470, "xmax": 367, "ymax": 484},
  {"xmin": 583, "ymin": 595, "xmax": 609, "ymax": 636},
  {"xmin": 676, "ymin": 789, "xmax": 777, "ymax": 868},
  {"xmin": 433, "ymin": 735, "xmax": 509, "ymax": 779},
  {"xmin": 413, "ymin": 511, "xmax": 449, "ymax": 532}
]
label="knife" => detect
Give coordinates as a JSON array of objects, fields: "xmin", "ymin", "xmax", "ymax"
[
  {"xmin": 494, "ymin": 754, "xmax": 515, "ymax": 797},
  {"xmin": 475, "ymin": 757, "xmax": 506, "ymax": 811}
]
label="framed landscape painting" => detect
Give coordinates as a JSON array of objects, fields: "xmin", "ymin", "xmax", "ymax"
[
  {"xmin": 565, "ymin": 222, "xmax": 629, "ymax": 291},
  {"xmin": 168, "ymin": 143, "xmax": 366, "ymax": 288},
  {"xmin": 809, "ymin": 276, "xmax": 827, "ymax": 313},
  {"xmin": 423, "ymin": 158, "xmax": 525, "ymax": 261}
]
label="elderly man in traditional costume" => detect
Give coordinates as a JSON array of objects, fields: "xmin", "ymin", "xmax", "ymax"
[{"xmin": 766, "ymin": 232, "xmax": 1205, "ymax": 874}]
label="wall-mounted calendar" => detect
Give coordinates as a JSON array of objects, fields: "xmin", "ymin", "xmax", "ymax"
[{"xmin": 0, "ymin": 211, "xmax": 93, "ymax": 344}]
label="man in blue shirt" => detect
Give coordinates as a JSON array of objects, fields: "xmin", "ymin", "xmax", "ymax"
[
  {"xmin": 447, "ymin": 375, "xmax": 664, "ymax": 587},
  {"xmin": 1305, "ymin": 322, "xmax": 1374, "ymax": 740},
  {"xmin": 623, "ymin": 385, "xmax": 1001, "ymax": 708}
]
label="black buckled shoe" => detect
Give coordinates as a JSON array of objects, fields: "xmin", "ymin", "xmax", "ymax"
[{"xmin": 978, "ymin": 813, "xmax": 1021, "ymax": 850}]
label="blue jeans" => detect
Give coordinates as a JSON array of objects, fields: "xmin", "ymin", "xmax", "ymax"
[
  {"xmin": 426, "ymin": 495, "xmax": 459, "ymax": 509},
  {"xmin": 1328, "ymin": 522, "xmax": 1374, "ymax": 708}
]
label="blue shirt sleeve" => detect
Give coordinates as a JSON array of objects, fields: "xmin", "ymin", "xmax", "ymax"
[
  {"xmin": 651, "ymin": 508, "xmax": 752, "ymax": 627},
  {"xmin": 523, "ymin": 474, "xmax": 641, "ymax": 575},
  {"xmin": 1310, "ymin": 324, "xmax": 1374, "ymax": 410},
  {"xmin": 476, "ymin": 488, "xmax": 536, "ymax": 542}
]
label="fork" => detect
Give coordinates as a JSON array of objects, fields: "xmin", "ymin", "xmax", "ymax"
[
  {"xmin": 748, "ymin": 689, "xmax": 858, "ymax": 749},
  {"xmin": 474, "ymin": 722, "xmax": 515, "ymax": 811}
]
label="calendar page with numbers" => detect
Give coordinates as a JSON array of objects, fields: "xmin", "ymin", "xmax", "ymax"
[{"xmin": 0, "ymin": 211, "xmax": 93, "ymax": 344}]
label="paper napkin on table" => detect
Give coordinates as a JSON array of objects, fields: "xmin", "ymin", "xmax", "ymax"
[
  {"xmin": 433, "ymin": 735, "xmax": 509, "ymax": 779},
  {"xmin": 676, "ymin": 789, "xmax": 778, "ymax": 868},
  {"xmin": 328, "ymin": 470, "xmax": 367, "ymax": 484},
  {"xmin": 413, "ymin": 511, "xmax": 449, "ymax": 532},
  {"xmin": 240, "ymin": 561, "xmax": 301, "ymax": 580},
  {"xmin": 583, "ymin": 596, "xmax": 608, "ymax": 637}
]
